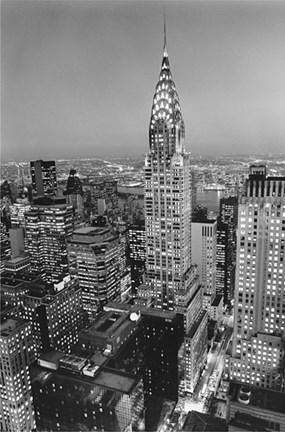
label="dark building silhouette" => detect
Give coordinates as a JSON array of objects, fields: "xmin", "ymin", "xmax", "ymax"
[{"xmin": 30, "ymin": 160, "xmax": 57, "ymax": 198}]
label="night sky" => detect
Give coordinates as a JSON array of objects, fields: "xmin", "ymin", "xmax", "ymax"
[{"xmin": 2, "ymin": 0, "xmax": 285, "ymax": 161}]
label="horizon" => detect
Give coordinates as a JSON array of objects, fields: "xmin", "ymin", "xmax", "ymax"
[{"xmin": 2, "ymin": 0, "xmax": 285, "ymax": 161}]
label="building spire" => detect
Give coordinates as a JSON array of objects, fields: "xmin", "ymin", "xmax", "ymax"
[{"xmin": 163, "ymin": 4, "xmax": 167, "ymax": 55}]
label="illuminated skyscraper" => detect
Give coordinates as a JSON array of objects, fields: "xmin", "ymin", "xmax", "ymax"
[
  {"xmin": 67, "ymin": 226, "xmax": 121, "ymax": 320},
  {"xmin": 144, "ymin": 23, "xmax": 191, "ymax": 311},
  {"xmin": 142, "ymin": 20, "xmax": 207, "ymax": 395},
  {"xmin": 30, "ymin": 160, "xmax": 57, "ymax": 198},
  {"xmin": 0, "ymin": 318, "xmax": 36, "ymax": 432},
  {"xmin": 25, "ymin": 196, "xmax": 73, "ymax": 282},
  {"xmin": 229, "ymin": 166, "xmax": 285, "ymax": 390}
]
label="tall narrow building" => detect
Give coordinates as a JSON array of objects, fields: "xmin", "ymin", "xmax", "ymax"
[
  {"xmin": 228, "ymin": 165, "xmax": 285, "ymax": 390},
  {"xmin": 141, "ymin": 20, "xmax": 207, "ymax": 395},
  {"xmin": 144, "ymin": 25, "xmax": 191, "ymax": 311}
]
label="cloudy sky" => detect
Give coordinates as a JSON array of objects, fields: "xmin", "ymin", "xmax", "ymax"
[{"xmin": 2, "ymin": 0, "xmax": 285, "ymax": 161}]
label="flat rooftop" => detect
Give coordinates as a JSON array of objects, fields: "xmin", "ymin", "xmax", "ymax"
[
  {"xmin": 5, "ymin": 255, "xmax": 30, "ymax": 264},
  {"xmin": 230, "ymin": 382, "xmax": 285, "ymax": 414},
  {"xmin": 32, "ymin": 360, "xmax": 139, "ymax": 395},
  {"xmin": 73, "ymin": 226, "xmax": 109, "ymax": 235},
  {"xmin": 0, "ymin": 318, "xmax": 27, "ymax": 337},
  {"xmin": 83, "ymin": 311, "xmax": 132, "ymax": 338},
  {"xmin": 104, "ymin": 301, "xmax": 177, "ymax": 321},
  {"xmin": 94, "ymin": 367, "xmax": 138, "ymax": 394}
]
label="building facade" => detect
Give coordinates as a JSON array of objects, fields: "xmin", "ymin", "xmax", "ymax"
[
  {"xmin": 25, "ymin": 197, "xmax": 73, "ymax": 282},
  {"xmin": 140, "ymin": 29, "xmax": 207, "ymax": 396},
  {"xmin": 68, "ymin": 226, "xmax": 121, "ymax": 319},
  {"xmin": 229, "ymin": 166, "xmax": 285, "ymax": 390},
  {"xmin": 191, "ymin": 219, "xmax": 217, "ymax": 310},
  {"xmin": 21, "ymin": 276, "xmax": 85, "ymax": 356},
  {"xmin": 30, "ymin": 160, "xmax": 57, "ymax": 198},
  {"xmin": 0, "ymin": 318, "xmax": 36, "ymax": 432}
]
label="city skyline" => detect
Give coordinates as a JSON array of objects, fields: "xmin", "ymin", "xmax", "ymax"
[{"xmin": 2, "ymin": 0, "xmax": 285, "ymax": 162}]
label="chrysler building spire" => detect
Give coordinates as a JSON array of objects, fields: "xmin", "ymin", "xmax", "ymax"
[
  {"xmin": 149, "ymin": 12, "xmax": 185, "ymax": 156},
  {"xmin": 163, "ymin": 5, "xmax": 167, "ymax": 56}
]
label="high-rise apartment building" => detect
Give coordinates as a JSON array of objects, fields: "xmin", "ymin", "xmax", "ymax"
[
  {"xmin": 228, "ymin": 166, "xmax": 285, "ymax": 390},
  {"xmin": 0, "ymin": 318, "xmax": 36, "ymax": 432},
  {"xmin": 25, "ymin": 196, "xmax": 73, "ymax": 282},
  {"xmin": 30, "ymin": 160, "xmax": 57, "ymax": 198},
  {"xmin": 68, "ymin": 226, "xmax": 120, "ymax": 320}
]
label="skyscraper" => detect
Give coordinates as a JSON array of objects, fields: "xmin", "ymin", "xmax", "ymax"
[
  {"xmin": 25, "ymin": 196, "xmax": 73, "ymax": 282},
  {"xmin": 141, "ymin": 20, "xmax": 207, "ymax": 395},
  {"xmin": 229, "ymin": 165, "xmax": 285, "ymax": 390},
  {"xmin": 144, "ymin": 23, "xmax": 191, "ymax": 311},
  {"xmin": 191, "ymin": 219, "xmax": 217, "ymax": 310},
  {"xmin": 67, "ymin": 226, "xmax": 121, "ymax": 320},
  {"xmin": 0, "ymin": 318, "xmax": 36, "ymax": 432},
  {"xmin": 30, "ymin": 159, "xmax": 57, "ymax": 198}
]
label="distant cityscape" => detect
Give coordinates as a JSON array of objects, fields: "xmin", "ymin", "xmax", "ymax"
[{"xmin": 1, "ymin": 3, "xmax": 285, "ymax": 432}]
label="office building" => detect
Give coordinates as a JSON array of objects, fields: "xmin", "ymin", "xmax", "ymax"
[
  {"xmin": 4, "ymin": 255, "xmax": 31, "ymax": 273},
  {"xmin": 0, "ymin": 219, "xmax": 11, "ymax": 273},
  {"xmin": 103, "ymin": 302, "xmax": 185, "ymax": 403},
  {"xmin": 21, "ymin": 275, "xmax": 84, "ymax": 356},
  {"xmin": 191, "ymin": 219, "xmax": 217, "ymax": 309},
  {"xmin": 25, "ymin": 196, "xmax": 73, "ymax": 282},
  {"xmin": 220, "ymin": 196, "xmax": 238, "ymax": 247},
  {"xmin": 139, "ymin": 22, "xmax": 207, "ymax": 395},
  {"xmin": 0, "ymin": 318, "xmax": 36, "ymax": 432},
  {"xmin": 128, "ymin": 222, "xmax": 146, "ymax": 292},
  {"xmin": 31, "ymin": 351, "xmax": 144, "ymax": 432},
  {"xmin": 68, "ymin": 226, "xmax": 120, "ymax": 320},
  {"xmin": 216, "ymin": 219, "xmax": 235, "ymax": 304},
  {"xmin": 229, "ymin": 166, "xmax": 285, "ymax": 390},
  {"xmin": 30, "ymin": 160, "xmax": 57, "ymax": 198},
  {"xmin": 10, "ymin": 200, "xmax": 31, "ymax": 229},
  {"xmin": 9, "ymin": 227, "xmax": 25, "ymax": 258},
  {"xmin": 65, "ymin": 169, "xmax": 85, "ymax": 222}
]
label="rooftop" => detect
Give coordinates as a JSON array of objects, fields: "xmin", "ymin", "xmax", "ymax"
[
  {"xmin": 104, "ymin": 301, "xmax": 177, "ymax": 321},
  {"xmin": 94, "ymin": 367, "xmax": 138, "ymax": 394},
  {"xmin": 230, "ymin": 382, "xmax": 285, "ymax": 414},
  {"xmin": 182, "ymin": 411, "xmax": 228, "ymax": 431},
  {"xmin": 5, "ymin": 255, "xmax": 30, "ymax": 265},
  {"xmin": 82, "ymin": 311, "xmax": 134, "ymax": 339},
  {"xmin": 212, "ymin": 294, "xmax": 223, "ymax": 307},
  {"xmin": 0, "ymin": 318, "xmax": 27, "ymax": 337}
]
